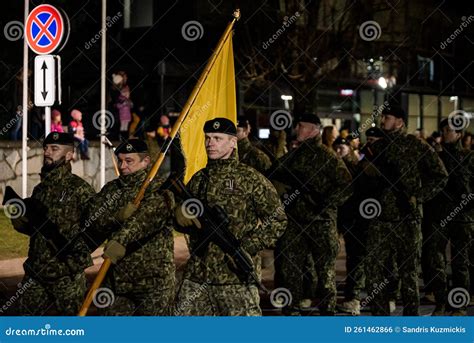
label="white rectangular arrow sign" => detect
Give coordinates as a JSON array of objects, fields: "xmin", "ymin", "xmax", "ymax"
[{"xmin": 34, "ymin": 55, "xmax": 56, "ymax": 107}]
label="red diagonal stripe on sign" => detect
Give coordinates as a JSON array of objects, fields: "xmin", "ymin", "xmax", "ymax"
[{"xmin": 32, "ymin": 14, "xmax": 56, "ymax": 45}]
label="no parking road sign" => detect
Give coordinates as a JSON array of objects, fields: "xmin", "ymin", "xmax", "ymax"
[{"xmin": 25, "ymin": 4, "xmax": 69, "ymax": 55}]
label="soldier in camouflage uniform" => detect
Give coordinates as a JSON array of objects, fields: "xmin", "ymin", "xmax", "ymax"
[
  {"xmin": 174, "ymin": 118, "xmax": 287, "ymax": 316},
  {"xmin": 424, "ymin": 117, "xmax": 474, "ymax": 315},
  {"xmin": 83, "ymin": 139, "xmax": 175, "ymax": 315},
  {"xmin": 236, "ymin": 119, "xmax": 272, "ymax": 173},
  {"xmin": 364, "ymin": 105, "xmax": 448, "ymax": 315},
  {"xmin": 8, "ymin": 132, "xmax": 95, "ymax": 315},
  {"xmin": 269, "ymin": 113, "xmax": 353, "ymax": 315}
]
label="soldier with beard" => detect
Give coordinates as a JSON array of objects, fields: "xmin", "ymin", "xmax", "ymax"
[{"xmin": 8, "ymin": 132, "xmax": 95, "ymax": 315}]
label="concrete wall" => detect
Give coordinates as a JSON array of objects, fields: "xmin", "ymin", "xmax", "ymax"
[{"xmin": 0, "ymin": 141, "xmax": 119, "ymax": 200}]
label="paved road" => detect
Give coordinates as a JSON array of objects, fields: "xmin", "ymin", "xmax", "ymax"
[{"xmin": 0, "ymin": 237, "xmax": 472, "ymax": 316}]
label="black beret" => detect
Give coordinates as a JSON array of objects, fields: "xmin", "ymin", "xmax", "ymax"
[
  {"xmin": 365, "ymin": 127, "xmax": 384, "ymax": 138},
  {"xmin": 203, "ymin": 118, "xmax": 237, "ymax": 136},
  {"xmin": 115, "ymin": 139, "xmax": 149, "ymax": 155},
  {"xmin": 297, "ymin": 113, "xmax": 321, "ymax": 125},
  {"xmin": 382, "ymin": 105, "xmax": 407, "ymax": 122},
  {"xmin": 43, "ymin": 132, "xmax": 74, "ymax": 147},
  {"xmin": 333, "ymin": 136, "xmax": 350, "ymax": 146},
  {"xmin": 237, "ymin": 117, "xmax": 249, "ymax": 128}
]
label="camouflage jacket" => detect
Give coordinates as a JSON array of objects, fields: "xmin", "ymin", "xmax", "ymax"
[
  {"xmin": 369, "ymin": 129, "xmax": 448, "ymax": 221},
  {"xmin": 183, "ymin": 153, "xmax": 287, "ymax": 285},
  {"xmin": 237, "ymin": 137, "xmax": 272, "ymax": 173},
  {"xmin": 24, "ymin": 163, "xmax": 95, "ymax": 281},
  {"xmin": 425, "ymin": 141, "xmax": 474, "ymax": 222},
  {"xmin": 269, "ymin": 136, "xmax": 353, "ymax": 223},
  {"xmin": 84, "ymin": 169, "xmax": 175, "ymax": 287}
]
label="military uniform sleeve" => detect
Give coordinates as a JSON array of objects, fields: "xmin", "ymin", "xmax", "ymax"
[
  {"xmin": 241, "ymin": 172, "xmax": 287, "ymax": 255},
  {"xmin": 308, "ymin": 154, "xmax": 353, "ymax": 208},
  {"xmin": 81, "ymin": 181, "xmax": 123, "ymax": 250},
  {"xmin": 110, "ymin": 189, "xmax": 175, "ymax": 247},
  {"xmin": 62, "ymin": 179, "xmax": 96, "ymax": 274},
  {"xmin": 83, "ymin": 181, "xmax": 121, "ymax": 229},
  {"xmin": 255, "ymin": 148, "xmax": 272, "ymax": 172},
  {"xmin": 267, "ymin": 153, "xmax": 293, "ymax": 185},
  {"xmin": 416, "ymin": 142, "xmax": 448, "ymax": 203}
]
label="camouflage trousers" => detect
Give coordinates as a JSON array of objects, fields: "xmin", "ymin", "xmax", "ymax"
[
  {"xmin": 99, "ymin": 278, "xmax": 175, "ymax": 316},
  {"xmin": 174, "ymin": 279, "xmax": 261, "ymax": 316},
  {"xmin": 424, "ymin": 221, "xmax": 472, "ymax": 310},
  {"xmin": 365, "ymin": 219, "xmax": 421, "ymax": 316},
  {"xmin": 275, "ymin": 220, "xmax": 339, "ymax": 314},
  {"xmin": 15, "ymin": 273, "xmax": 87, "ymax": 316}
]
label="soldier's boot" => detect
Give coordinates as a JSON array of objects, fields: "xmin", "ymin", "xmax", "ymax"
[
  {"xmin": 339, "ymin": 299, "xmax": 361, "ymax": 316},
  {"xmin": 299, "ymin": 298, "xmax": 312, "ymax": 309},
  {"xmin": 389, "ymin": 300, "xmax": 397, "ymax": 313}
]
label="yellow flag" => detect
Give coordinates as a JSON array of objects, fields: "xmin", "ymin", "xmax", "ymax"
[{"xmin": 180, "ymin": 33, "xmax": 237, "ymax": 183}]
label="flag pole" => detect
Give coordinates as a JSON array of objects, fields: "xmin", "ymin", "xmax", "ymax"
[
  {"xmin": 132, "ymin": 8, "xmax": 240, "ymax": 205},
  {"xmin": 78, "ymin": 9, "xmax": 241, "ymax": 316}
]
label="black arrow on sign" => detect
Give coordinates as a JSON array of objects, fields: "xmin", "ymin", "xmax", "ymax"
[{"xmin": 41, "ymin": 61, "xmax": 48, "ymax": 100}]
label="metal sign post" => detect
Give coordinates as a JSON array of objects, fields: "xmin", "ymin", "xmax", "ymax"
[{"xmin": 25, "ymin": 4, "xmax": 68, "ymax": 137}]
